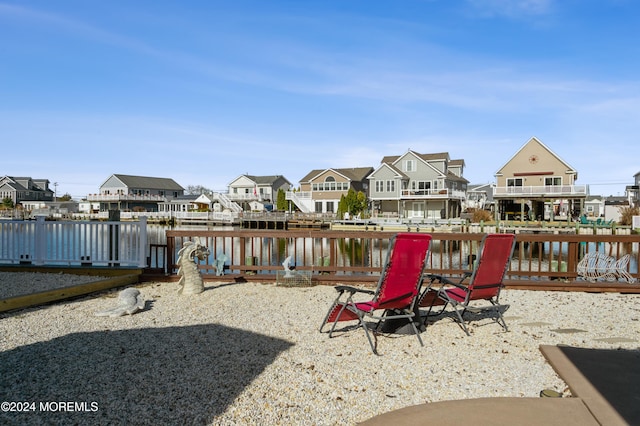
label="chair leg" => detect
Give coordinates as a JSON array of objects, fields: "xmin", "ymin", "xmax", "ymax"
[
  {"xmin": 422, "ymin": 297, "xmax": 449, "ymax": 328},
  {"xmin": 359, "ymin": 317, "xmax": 378, "ymax": 355},
  {"xmin": 490, "ymin": 300, "xmax": 509, "ymax": 332},
  {"xmin": 327, "ymin": 302, "xmax": 352, "ymax": 337},
  {"xmin": 450, "ymin": 304, "xmax": 471, "ymax": 336},
  {"xmin": 409, "ymin": 316, "xmax": 424, "ymax": 347}
]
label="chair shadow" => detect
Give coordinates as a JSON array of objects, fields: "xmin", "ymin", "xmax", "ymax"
[
  {"xmin": 0, "ymin": 324, "xmax": 293, "ymax": 425},
  {"xmin": 422, "ymin": 304, "xmax": 510, "ymax": 331}
]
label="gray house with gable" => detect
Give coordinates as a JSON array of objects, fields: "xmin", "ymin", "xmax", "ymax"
[
  {"xmin": 87, "ymin": 174, "xmax": 185, "ymax": 212},
  {"xmin": 367, "ymin": 151, "xmax": 467, "ymax": 220}
]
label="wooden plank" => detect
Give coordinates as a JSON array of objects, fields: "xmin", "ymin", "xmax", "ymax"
[{"xmin": 0, "ymin": 274, "xmax": 140, "ymax": 313}]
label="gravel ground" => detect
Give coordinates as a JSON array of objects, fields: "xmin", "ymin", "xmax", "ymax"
[{"xmin": 0, "ymin": 273, "xmax": 639, "ymax": 425}]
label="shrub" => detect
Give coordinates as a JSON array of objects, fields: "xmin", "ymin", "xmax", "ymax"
[
  {"xmin": 618, "ymin": 205, "xmax": 640, "ymax": 226},
  {"xmin": 467, "ymin": 208, "xmax": 493, "ymax": 223}
]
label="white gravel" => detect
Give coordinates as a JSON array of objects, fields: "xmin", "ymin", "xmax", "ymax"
[{"xmin": 0, "ymin": 274, "xmax": 639, "ymax": 425}]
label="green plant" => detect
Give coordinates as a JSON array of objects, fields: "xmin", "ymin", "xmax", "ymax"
[{"xmin": 1, "ymin": 197, "xmax": 14, "ymax": 209}]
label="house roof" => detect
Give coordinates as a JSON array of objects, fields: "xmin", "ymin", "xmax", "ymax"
[
  {"xmin": 300, "ymin": 167, "xmax": 374, "ymax": 183},
  {"xmin": 446, "ymin": 171, "xmax": 469, "ymax": 184},
  {"xmin": 468, "ymin": 183, "xmax": 493, "ymax": 192},
  {"xmin": 244, "ymin": 175, "xmax": 290, "ymax": 185},
  {"xmin": 380, "ymin": 151, "xmax": 451, "ymax": 165},
  {"xmin": 494, "ymin": 137, "xmax": 577, "ymax": 177},
  {"xmin": 0, "ymin": 176, "xmax": 50, "ymax": 192},
  {"xmin": 107, "ymin": 174, "xmax": 184, "ymax": 191}
]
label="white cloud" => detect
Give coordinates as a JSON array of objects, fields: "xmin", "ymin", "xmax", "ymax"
[{"xmin": 466, "ymin": 0, "xmax": 555, "ymax": 18}]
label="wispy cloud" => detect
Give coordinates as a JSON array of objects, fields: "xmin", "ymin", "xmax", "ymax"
[{"xmin": 465, "ymin": 0, "xmax": 555, "ymax": 18}]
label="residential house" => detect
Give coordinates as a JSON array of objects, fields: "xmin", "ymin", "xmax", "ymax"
[
  {"xmin": 288, "ymin": 167, "xmax": 374, "ymax": 214},
  {"xmin": 493, "ymin": 137, "xmax": 588, "ymax": 220},
  {"xmin": 0, "ymin": 176, "xmax": 54, "ymax": 205},
  {"xmin": 603, "ymin": 196, "xmax": 628, "ymax": 223},
  {"xmin": 464, "ymin": 183, "xmax": 495, "ymax": 213},
  {"xmin": 228, "ymin": 175, "xmax": 292, "ymax": 211},
  {"xmin": 583, "ymin": 195, "xmax": 605, "ymax": 218},
  {"xmin": 367, "ymin": 151, "xmax": 467, "ymax": 220},
  {"xmin": 87, "ymin": 174, "xmax": 184, "ymax": 212}
]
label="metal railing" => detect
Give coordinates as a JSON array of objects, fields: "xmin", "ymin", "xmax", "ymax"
[
  {"xmin": 164, "ymin": 229, "xmax": 640, "ymax": 289},
  {"xmin": 0, "ymin": 216, "xmax": 147, "ymax": 267}
]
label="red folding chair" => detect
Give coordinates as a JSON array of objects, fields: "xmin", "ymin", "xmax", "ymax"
[
  {"xmin": 319, "ymin": 233, "xmax": 432, "ymax": 354},
  {"xmin": 419, "ymin": 233, "xmax": 516, "ymax": 335}
]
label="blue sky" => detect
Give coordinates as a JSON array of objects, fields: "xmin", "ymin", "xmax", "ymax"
[{"xmin": 1, "ymin": 0, "xmax": 638, "ymax": 199}]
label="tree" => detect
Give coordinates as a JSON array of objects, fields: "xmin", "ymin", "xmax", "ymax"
[
  {"xmin": 185, "ymin": 185, "xmax": 214, "ymax": 195},
  {"xmin": 1, "ymin": 197, "xmax": 14, "ymax": 210},
  {"xmin": 337, "ymin": 188, "xmax": 368, "ymax": 219},
  {"xmin": 58, "ymin": 193, "xmax": 73, "ymax": 201},
  {"xmin": 276, "ymin": 189, "xmax": 287, "ymax": 211}
]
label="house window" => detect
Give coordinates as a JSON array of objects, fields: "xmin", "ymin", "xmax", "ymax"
[
  {"xmin": 404, "ymin": 160, "xmax": 415, "ymax": 172},
  {"xmin": 386, "ymin": 180, "xmax": 395, "ymax": 192},
  {"xmin": 507, "ymin": 178, "xmax": 524, "ymax": 187},
  {"xmin": 545, "ymin": 177, "xmax": 562, "ymax": 186},
  {"xmin": 375, "ymin": 180, "xmax": 383, "ymax": 192},
  {"xmin": 326, "ymin": 201, "xmax": 334, "ymax": 212},
  {"xmin": 320, "ymin": 176, "xmax": 336, "ymax": 191},
  {"xmin": 417, "ymin": 181, "xmax": 431, "ymax": 194},
  {"xmin": 315, "ymin": 201, "xmax": 322, "ymax": 213}
]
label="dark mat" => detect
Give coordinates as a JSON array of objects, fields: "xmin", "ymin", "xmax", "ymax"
[{"xmin": 554, "ymin": 345, "xmax": 640, "ymax": 425}]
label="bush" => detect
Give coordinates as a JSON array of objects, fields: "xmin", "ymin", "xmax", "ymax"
[
  {"xmin": 618, "ymin": 205, "xmax": 640, "ymax": 226},
  {"xmin": 466, "ymin": 208, "xmax": 493, "ymax": 223}
]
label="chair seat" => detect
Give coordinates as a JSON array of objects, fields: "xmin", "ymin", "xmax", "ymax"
[{"xmin": 442, "ymin": 287, "xmax": 467, "ymax": 303}]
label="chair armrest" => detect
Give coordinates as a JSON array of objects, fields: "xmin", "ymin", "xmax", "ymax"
[
  {"xmin": 334, "ymin": 285, "xmax": 375, "ymax": 295},
  {"xmin": 425, "ymin": 272, "xmax": 472, "ymax": 290},
  {"xmin": 425, "ymin": 274, "xmax": 457, "ymax": 286}
]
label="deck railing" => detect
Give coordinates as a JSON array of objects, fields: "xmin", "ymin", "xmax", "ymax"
[
  {"xmin": 494, "ymin": 184, "xmax": 589, "ymax": 197},
  {"xmin": 165, "ymin": 229, "xmax": 640, "ymax": 290},
  {"xmin": 0, "ymin": 216, "xmax": 147, "ymax": 267},
  {"xmin": 2, "ymin": 220, "xmax": 638, "ymax": 291}
]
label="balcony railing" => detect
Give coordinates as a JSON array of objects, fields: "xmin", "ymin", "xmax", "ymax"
[
  {"xmin": 87, "ymin": 194, "xmax": 169, "ymax": 202},
  {"xmin": 399, "ymin": 188, "xmax": 466, "ymax": 199},
  {"xmin": 494, "ymin": 185, "xmax": 588, "ymax": 197},
  {"xmin": 227, "ymin": 193, "xmax": 264, "ymax": 201}
]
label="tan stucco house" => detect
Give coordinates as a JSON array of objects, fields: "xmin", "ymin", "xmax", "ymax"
[{"xmin": 494, "ymin": 137, "xmax": 588, "ymax": 220}]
